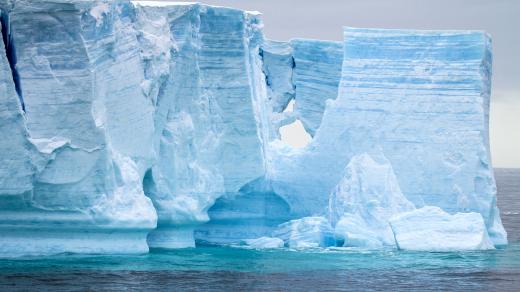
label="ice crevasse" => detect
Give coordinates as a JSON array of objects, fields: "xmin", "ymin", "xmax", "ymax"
[{"xmin": 0, "ymin": 0, "xmax": 506, "ymax": 256}]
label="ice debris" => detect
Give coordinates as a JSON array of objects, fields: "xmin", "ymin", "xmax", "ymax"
[
  {"xmin": 241, "ymin": 237, "xmax": 284, "ymax": 249},
  {"xmin": 389, "ymin": 206, "xmax": 495, "ymax": 251}
]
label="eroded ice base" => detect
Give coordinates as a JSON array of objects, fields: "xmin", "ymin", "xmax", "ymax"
[{"xmin": 0, "ymin": 229, "xmax": 151, "ymax": 257}]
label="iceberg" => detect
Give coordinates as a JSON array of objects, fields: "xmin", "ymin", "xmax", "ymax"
[
  {"xmin": 389, "ymin": 206, "xmax": 495, "ymax": 251},
  {"xmin": 0, "ymin": 0, "xmax": 507, "ymax": 256}
]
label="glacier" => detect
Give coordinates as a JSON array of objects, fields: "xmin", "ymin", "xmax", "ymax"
[{"xmin": 0, "ymin": 0, "xmax": 507, "ymax": 256}]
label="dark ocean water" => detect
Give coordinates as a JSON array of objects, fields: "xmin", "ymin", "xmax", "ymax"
[{"xmin": 0, "ymin": 169, "xmax": 519, "ymax": 291}]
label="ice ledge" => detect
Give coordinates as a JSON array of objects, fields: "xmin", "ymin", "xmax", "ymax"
[{"xmin": 0, "ymin": 229, "xmax": 151, "ymax": 258}]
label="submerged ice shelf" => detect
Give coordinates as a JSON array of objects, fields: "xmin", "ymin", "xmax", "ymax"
[{"xmin": 0, "ymin": 0, "xmax": 507, "ymax": 256}]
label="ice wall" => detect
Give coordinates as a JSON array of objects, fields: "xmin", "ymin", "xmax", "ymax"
[
  {"xmin": 0, "ymin": 0, "xmax": 507, "ymax": 255},
  {"xmin": 133, "ymin": 2, "xmax": 267, "ymax": 248},
  {"xmin": 194, "ymin": 38, "xmax": 345, "ymax": 244},
  {"xmin": 268, "ymin": 27, "xmax": 505, "ymax": 246},
  {"xmin": 337, "ymin": 28, "xmax": 505, "ymax": 245},
  {"xmin": 0, "ymin": 0, "xmax": 158, "ymax": 256}
]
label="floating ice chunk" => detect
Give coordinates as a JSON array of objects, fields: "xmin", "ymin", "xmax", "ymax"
[
  {"xmin": 242, "ymin": 237, "xmax": 284, "ymax": 249},
  {"xmin": 329, "ymin": 152, "xmax": 415, "ymax": 247},
  {"xmin": 334, "ymin": 214, "xmax": 383, "ymax": 248},
  {"xmin": 389, "ymin": 206, "xmax": 495, "ymax": 251},
  {"xmin": 273, "ymin": 217, "xmax": 335, "ymax": 248}
]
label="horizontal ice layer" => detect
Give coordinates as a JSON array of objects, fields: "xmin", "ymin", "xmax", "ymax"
[
  {"xmin": 272, "ymin": 216, "xmax": 335, "ymax": 248},
  {"xmin": 337, "ymin": 27, "xmax": 505, "ymax": 245},
  {"xmin": 290, "ymin": 39, "xmax": 343, "ymax": 136},
  {"xmin": 241, "ymin": 236, "xmax": 284, "ymax": 249},
  {"xmin": 269, "ymin": 27, "xmax": 506, "ymax": 247},
  {"xmin": 329, "ymin": 153, "xmax": 415, "ymax": 247},
  {"xmin": 260, "ymin": 39, "xmax": 343, "ymax": 139},
  {"xmin": 389, "ymin": 206, "xmax": 495, "ymax": 251},
  {"xmin": 133, "ymin": 2, "xmax": 267, "ymax": 248}
]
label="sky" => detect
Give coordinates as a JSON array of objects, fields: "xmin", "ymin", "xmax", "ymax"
[{"xmin": 197, "ymin": 0, "xmax": 519, "ymax": 167}]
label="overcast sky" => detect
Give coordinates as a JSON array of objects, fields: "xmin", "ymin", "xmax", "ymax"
[{"xmin": 198, "ymin": 0, "xmax": 519, "ymax": 167}]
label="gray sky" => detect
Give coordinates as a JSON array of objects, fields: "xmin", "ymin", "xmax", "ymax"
[{"xmin": 199, "ymin": 0, "xmax": 519, "ymax": 167}]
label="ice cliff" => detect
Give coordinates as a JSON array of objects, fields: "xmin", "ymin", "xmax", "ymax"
[{"xmin": 0, "ymin": 0, "xmax": 506, "ymax": 256}]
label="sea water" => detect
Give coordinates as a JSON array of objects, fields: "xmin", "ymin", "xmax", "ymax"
[{"xmin": 1, "ymin": 169, "xmax": 519, "ymax": 291}]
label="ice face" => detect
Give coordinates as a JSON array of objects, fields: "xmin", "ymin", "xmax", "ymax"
[
  {"xmin": 290, "ymin": 39, "xmax": 343, "ymax": 136},
  {"xmin": 389, "ymin": 206, "xmax": 495, "ymax": 251},
  {"xmin": 0, "ymin": 0, "xmax": 158, "ymax": 256},
  {"xmin": 329, "ymin": 152, "xmax": 415, "ymax": 247},
  {"xmin": 260, "ymin": 38, "xmax": 343, "ymax": 140},
  {"xmin": 267, "ymin": 27, "xmax": 506, "ymax": 247},
  {"xmin": 134, "ymin": 3, "xmax": 267, "ymax": 248},
  {"xmin": 336, "ymin": 28, "xmax": 505, "ymax": 246},
  {"xmin": 0, "ymin": 15, "xmax": 37, "ymax": 199},
  {"xmin": 0, "ymin": 0, "xmax": 507, "ymax": 255}
]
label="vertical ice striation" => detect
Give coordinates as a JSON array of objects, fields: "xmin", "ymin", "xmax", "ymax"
[
  {"xmin": 0, "ymin": 0, "xmax": 157, "ymax": 256},
  {"xmin": 259, "ymin": 40, "xmax": 295, "ymax": 140},
  {"xmin": 133, "ymin": 2, "xmax": 267, "ymax": 248},
  {"xmin": 0, "ymin": 13, "xmax": 39, "ymax": 204}
]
